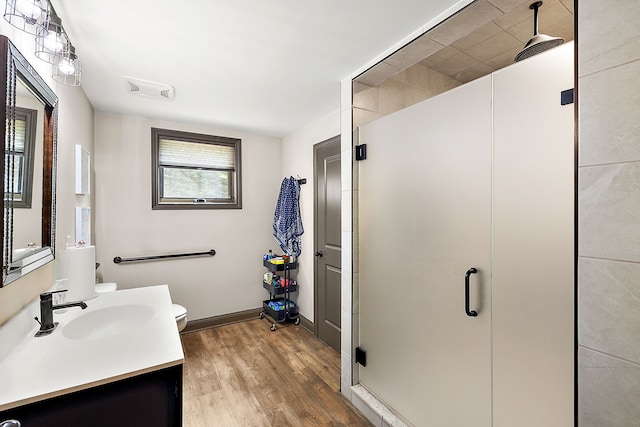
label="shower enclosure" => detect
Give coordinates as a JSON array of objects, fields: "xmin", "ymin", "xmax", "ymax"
[{"xmin": 356, "ymin": 42, "xmax": 574, "ymax": 426}]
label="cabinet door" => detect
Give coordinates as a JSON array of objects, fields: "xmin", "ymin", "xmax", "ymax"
[
  {"xmin": 358, "ymin": 75, "xmax": 493, "ymax": 427},
  {"xmin": 0, "ymin": 366, "xmax": 183, "ymax": 427},
  {"xmin": 492, "ymin": 42, "xmax": 574, "ymax": 426}
]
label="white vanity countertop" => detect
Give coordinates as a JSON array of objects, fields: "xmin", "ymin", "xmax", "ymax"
[{"xmin": 0, "ymin": 285, "xmax": 184, "ymax": 411}]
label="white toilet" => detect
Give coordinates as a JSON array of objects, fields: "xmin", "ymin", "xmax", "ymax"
[
  {"xmin": 95, "ymin": 282, "xmax": 188, "ymax": 332},
  {"xmin": 173, "ymin": 304, "xmax": 187, "ymax": 332}
]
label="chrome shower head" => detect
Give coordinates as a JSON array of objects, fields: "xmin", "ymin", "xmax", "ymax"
[{"xmin": 514, "ymin": 1, "xmax": 564, "ymax": 62}]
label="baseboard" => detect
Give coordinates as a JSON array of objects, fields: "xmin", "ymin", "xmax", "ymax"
[
  {"xmin": 181, "ymin": 308, "xmax": 262, "ymax": 334},
  {"xmin": 298, "ymin": 314, "xmax": 314, "ymax": 334},
  {"xmin": 182, "ymin": 308, "xmax": 315, "ymax": 335}
]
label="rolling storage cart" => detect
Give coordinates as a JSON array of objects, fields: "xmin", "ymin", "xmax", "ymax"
[{"xmin": 260, "ymin": 258, "xmax": 300, "ymax": 331}]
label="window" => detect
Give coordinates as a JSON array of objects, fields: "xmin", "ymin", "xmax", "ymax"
[
  {"xmin": 5, "ymin": 106, "xmax": 37, "ymax": 208},
  {"xmin": 151, "ymin": 128, "xmax": 241, "ymax": 209}
]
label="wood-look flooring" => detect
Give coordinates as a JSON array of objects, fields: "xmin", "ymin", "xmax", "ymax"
[{"xmin": 181, "ymin": 319, "xmax": 373, "ymax": 427}]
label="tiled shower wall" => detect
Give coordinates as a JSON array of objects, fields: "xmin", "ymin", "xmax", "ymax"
[
  {"xmin": 578, "ymin": 0, "xmax": 640, "ymax": 425},
  {"xmin": 352, "ymin": 64, "xmax": 460, "ymax": 128}
]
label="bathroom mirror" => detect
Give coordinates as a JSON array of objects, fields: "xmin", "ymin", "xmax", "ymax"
[{"xmin": 1, "ymin": 36, "xmax": 58, "ymax": 286}]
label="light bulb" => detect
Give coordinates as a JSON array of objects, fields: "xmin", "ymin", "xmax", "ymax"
[
  {"xmin": 58, "ymin": 58, "xmax": 75, "ymax": 75},
  {"xmin": 15, "ymin": 0, "xmax": 41, "ymax": 20},
  {"xmin": 43, "ymin": 32, "xmax": 64, "ymax": 52}
]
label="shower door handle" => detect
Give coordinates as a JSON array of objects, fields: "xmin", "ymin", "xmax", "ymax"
[{"xmin": 465, "ymin": 267, "xmax": 478, "ymax": 317}]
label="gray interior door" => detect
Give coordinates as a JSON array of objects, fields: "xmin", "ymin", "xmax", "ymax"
[{"xmin": 314, "ymin": 135, "xmax": 341, "ymax": 352}]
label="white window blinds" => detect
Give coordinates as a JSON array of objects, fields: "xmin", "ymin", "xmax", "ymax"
[
  {"xmin": 159, "ymin": 138, "xmax": 235, "ymax": 170},
  {"xmin": 6, "ymin": 118, "xmax": 26, "ymax": 152}
]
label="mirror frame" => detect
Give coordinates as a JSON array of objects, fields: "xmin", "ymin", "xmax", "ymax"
[{"xmin": 0, "ymin": 35, "xmax": 58, "ymax": 286}]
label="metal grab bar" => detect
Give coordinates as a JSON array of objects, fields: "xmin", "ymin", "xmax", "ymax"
[{"xmin": 113, "ymin": 249, "xmax": 216, "ymax": 264}]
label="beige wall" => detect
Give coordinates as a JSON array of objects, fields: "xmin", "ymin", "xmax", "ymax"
[
  {"xmin": 0, "ymin": 24, "xmax": 95, "ymax": 326},
  {"xmin": 0, "ymin": 28, "xmax": 324, "ymax": 327},
  {"xmin": 93, "ymin": 112, "xmax": 283, "ymax": 321},
  {"xmin": 578, "ymin": 1, "xmax": 640, "ymax": 425},
  {"xmin": 55, "ymin": 82, "xmax": 95, "ymax": 258},
  {"xmin": 282, "ymin": 109, "xmax": 340, "ymax": 322}
]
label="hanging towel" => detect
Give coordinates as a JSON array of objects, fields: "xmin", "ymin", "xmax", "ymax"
[{"xmin": 273, "ymin": 177, "xmax": 304, "ymax": 256}]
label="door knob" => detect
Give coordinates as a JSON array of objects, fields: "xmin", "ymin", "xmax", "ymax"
[{"xmin": 314, "ymin": 251, "xmax": 324, "ymax": 258}]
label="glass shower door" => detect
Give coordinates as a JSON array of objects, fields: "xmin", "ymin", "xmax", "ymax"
[{"xmin": 357, "ymin": 75, "xmax": 493, "ymax": 427}]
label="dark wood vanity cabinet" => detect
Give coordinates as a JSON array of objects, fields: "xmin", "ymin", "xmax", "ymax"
[{"xmin": 0, "ymin": 365, "xmax": 182, "ymax": 427}]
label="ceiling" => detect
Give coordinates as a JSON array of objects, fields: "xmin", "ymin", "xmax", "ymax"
[
  {"xmin": 50, "ymin": 0, "xmax": 472, "ymax": 137},
  {"xmin": 51, "ymin": 0, "xmax": 573, "ymax": 138}
]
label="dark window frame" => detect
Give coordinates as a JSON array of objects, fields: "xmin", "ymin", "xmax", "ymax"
[
  {"xmin": 151, "ymin": 127, "xmax": 242, "ymax": 210},
  {"xmin": 6, "ymin": 106, "xmax": 37, "ymax": 209}
]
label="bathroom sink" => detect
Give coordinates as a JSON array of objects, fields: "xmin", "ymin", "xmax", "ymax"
[{"xmin": 62, "ymin": 304, "xmax": 155, "ymax": 340}]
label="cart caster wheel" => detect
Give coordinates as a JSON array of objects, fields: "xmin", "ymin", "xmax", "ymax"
[
  {"xmin": 259, "ymin": 312, "xmax": 264, "ymax": 319},
  {"xmin": 270, "ymin": 324, "xmax": 277, "ymax": 332},
  {"xmin": 294, "ymin": 318, "xmax": 300, "ymax": 325}
]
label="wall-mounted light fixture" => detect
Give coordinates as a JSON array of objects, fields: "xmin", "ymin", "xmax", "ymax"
[
  {"xmin": 34, "ymin": 8, "xmax": 67, "ymax": 63},
  {"xmin": 4, "ymin": 0, "xmax": 81, "ymax": 86},
  {"xmin": 3, "ymin": 0, "xmax": 46, "ymax": 34},
  {"xmin": 52, "ymin": 43, "xmax": 81, "ymax": 86}
]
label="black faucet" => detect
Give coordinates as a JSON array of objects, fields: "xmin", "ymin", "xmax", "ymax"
[{"xmin": 35, "ymin": 290, "xmax": 88, "ymax": 337}]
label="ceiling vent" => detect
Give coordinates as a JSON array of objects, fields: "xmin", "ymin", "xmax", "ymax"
[{"xmin": 124, "ymin": 76, "xmax": 175, "ymax": 101}]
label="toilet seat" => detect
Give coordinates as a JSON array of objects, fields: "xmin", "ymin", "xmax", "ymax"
[
  {"xmin": 173, "ymin": 304, "xmax": 187, "ymax": 332},
  {"xmin": 172, "ymin": 304, "xmax": 186, "ymax": 319}
]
